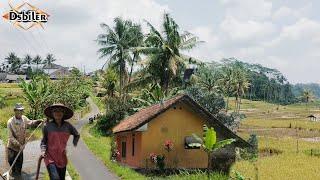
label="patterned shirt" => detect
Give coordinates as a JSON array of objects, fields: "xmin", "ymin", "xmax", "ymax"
[
  {"xmin": 7, "ymin": 115, "xmax": 38, "ymax": 151},
  {"xmin": 41, "ymin": 121, "xmax": 80, "ymax": 168}
]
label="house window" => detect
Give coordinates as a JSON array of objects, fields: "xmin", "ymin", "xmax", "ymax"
[
  {"xmin": 185, "ymin": 136, "xmax": 202, "ymax": 149},
  {"xmin": 132, "ymin": 134, "xmax": 135, "ymax": 156},
  {"xmin": 121, "ymin": 141, "xmax": 126, "ymax": 158}
]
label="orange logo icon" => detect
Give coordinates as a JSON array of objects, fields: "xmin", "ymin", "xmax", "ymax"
[{"xmin": 2, "ymin": 1, "xmax": 49, "ymax": 30}]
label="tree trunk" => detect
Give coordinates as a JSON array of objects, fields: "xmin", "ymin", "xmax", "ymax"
[
  {"xmin": 226, "ymin": 95, "xmax": 230, "ymax": 113},
  {"xmin": 128, "ymin": 52, "xmax": 137, "ymax": 83}
]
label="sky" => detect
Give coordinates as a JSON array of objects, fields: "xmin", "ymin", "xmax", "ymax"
[{"xmin": 0, "ymin": 0, "xmax": 319, "ymax": 84}]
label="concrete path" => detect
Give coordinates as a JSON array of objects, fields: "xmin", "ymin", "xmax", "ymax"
[
  {"xmin": 0, "ymin": 139, "xmax": 46, "ymax": 180},
  {"xmin": 68, "ymin": 98, "xmax": 117, "ymax": 180}
]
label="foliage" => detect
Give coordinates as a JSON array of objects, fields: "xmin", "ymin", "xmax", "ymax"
[
  {"xmin": 101, "ymin": 67, "xmax": 118, "ymax": 97},
  {"xmin": 48, "ymin": 71, "xmax": 91, "ymax": 110},
  {"xmin": 131, "ymin": 83, "xmax": 180, "ymax": 109},
  {"xmin": 95, "ymin": 97, "xmax": 135, "ymax": 135},
  {"xmin": 192, "ymin": 64, "xmax": 221, "ymax": 93},
  {"xmin": 293, "ymin": 83, "xmax": 320, "ymax": 99},
  {"xmin": 19, "ymin": 75, "xmax": 52, "ymax": 119},
  {"xmin": 0, "ymin": 95, "xmax": 7, "ymax": 108},
  {"xmin": 186, "ymin": 87, "xmax": 225, "ymax": 115},
  {"xmin": 97, "ymin": 17, "xmax": 143, "ymax": 96},
  {"xmin": 150, "ymin": 153, "xmax": 166, "ymax": 172},
  {"xmin": 3, "ymin": 52, "xmax": 22, "ymax": 73},
  {"xmin": 300, "ymin": 89, "xmax": 314, "ymax": 103},
  {"xmin": 193, "ymin": 125, "xmax": 235, "ymax": 170},
  {"xmin": 138, "ymin": 13, "xmax": 201, "ymax": 93}
]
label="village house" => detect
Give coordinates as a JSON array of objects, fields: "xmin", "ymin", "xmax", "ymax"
[
  {"xmin": 113, "ymin": 94, "xmax": 250, "ymax": 171},
  {"xmin": 0, "ymin": 73, "xmax": 26, "ymax": 83}
]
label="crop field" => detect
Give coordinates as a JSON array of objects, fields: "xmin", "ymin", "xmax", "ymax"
[{"xmin": 229, "ymin": 98, "xmax": 320, "ymax": 180}]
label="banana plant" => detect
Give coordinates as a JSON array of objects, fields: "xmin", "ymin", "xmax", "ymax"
[{"xmin": 193, "ymin": 125, "xmax": 235, "ymax": 172}]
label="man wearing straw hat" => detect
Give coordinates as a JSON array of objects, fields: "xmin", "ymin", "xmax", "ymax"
[
  {"xmin": 6, "ymin": 103, "xmax": 43, "ymax": 179},
  {"xmin": 41, "ymin": 103, "xmax": 79, "ymax": 180}
]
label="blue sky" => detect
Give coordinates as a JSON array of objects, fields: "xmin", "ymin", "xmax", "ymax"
[{"xmin": 0, "ymin": 0, "xmax": 319, "ymax": 83}]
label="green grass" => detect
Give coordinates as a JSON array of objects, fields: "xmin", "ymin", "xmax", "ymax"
[
  {"xmin": 81, "ymin": 124, "xmax": 145, "ymax": 179},
  {"xmin": 67, "ymin": 161, "xmax": 80, "ymax": 180}
]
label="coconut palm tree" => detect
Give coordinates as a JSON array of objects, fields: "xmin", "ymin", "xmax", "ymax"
[
  {"xmin": 195, "ymin": 65, "xmax": 220, "ymax": 94},
  {"xmin": 5, "ymin": 52, "xmax": 22, "ymax": 73},
  {"xmin": 44, "ymin": 54, "xmax": 56, "ymax": 67},
  {"xmin": 33, "ymin": 55, "xmax": 42, "ymax": 69},
  {"xmin": 139, "ymin": 13, "xmax": 201, "ymax": 94},
  {"xmin": 23, "ymin": 54, "xmax": 33, "ymax": 66},
  {"xmin": 97, "ymin": 17, "xmax": 143, "ymax": 97},
  {"xmin": 301, "ymin": 89, "xmax": 314, "ymax": 109},
  {"xmin": 232, "ymin": 65, "xmax": 250, "ymax": 113},
  {"xmin": 220, "ymin": 65, "xmax": 234, "ymax": 113}
]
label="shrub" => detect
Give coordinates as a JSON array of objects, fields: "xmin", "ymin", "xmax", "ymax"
[{"xmin": 95, "ymin": 97, "xmax": 135, "ymax": 135}]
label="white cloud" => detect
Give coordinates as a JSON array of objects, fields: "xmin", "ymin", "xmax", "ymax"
[
  {"xmin": 219, "ymin": 16, "xmax": 276, "ymax": 42},
  {"xmin": 220, "ymin": 0, "xmax": 272, "ymax": 20}
]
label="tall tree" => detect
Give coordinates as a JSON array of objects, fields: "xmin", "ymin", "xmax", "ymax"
[
  {"xmin": 5, "ymin": 52, "xmax": 22, "ymax": 73},
  {"xmin": 141, "ymin": 13, "xmax": 201, "ymax": 93},
  {"xmin": 232, "ymin": 64, "xmax": 250, "ymax": 113},
  {"xmin": 97, "ymin": 17, "xmax": 143, "ymax": 97},
  {"xmin": 33, "ymin": 55, "xmax": 42, "ymax": 69},
  {"xmin": 44, "ymin": 54, "xmax": 56, "ymax": 67},
  {"xmin": 220, "ymin": 65, "xmax": 235, "ymax": 112},
  {"xmin": 301, "ymin": 89, "xmax": 314, "ymax": 109},
  {"xmin": 23, "ymin": 54, "xmax": 33, "ymax": 66}
]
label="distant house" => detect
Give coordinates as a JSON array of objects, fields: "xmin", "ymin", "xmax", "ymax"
[
  {"xmin": 0, "ymin": 73, "xmax": 7, "ymax": 82},
  {"xmin": 113, "ymin": 94, "xmax": 250, "ymax": 171},
  {"xmin": 3, "ymin": 73, "xmax": 26, "ymax": 83},
  {"xmin": 43, "ymin": 63, "xmax": 71, "ymax": 80},
  {"xmin": 47, "ymin": 68, "xmax": 71, "ymax": 80}
]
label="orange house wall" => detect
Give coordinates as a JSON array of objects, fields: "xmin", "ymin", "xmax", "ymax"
[
  {"xmin": 116, "ymin": 132, "xmax": 142, "ymax": 168},
  {"xmin": 116, "ymin": 102, "xmax": 208, "ymax": 169},
  {"xmin": 140, "ymin": 102, "xmax": 208, "ymax": 169}
]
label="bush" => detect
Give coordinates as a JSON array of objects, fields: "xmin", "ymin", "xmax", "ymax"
[
  {"xmin": 186, "ymin": 87, "xmax": 225, "ymax": 115},
  {"xmin": 95, "ymin": 97, "xmax": 135, "ymax": 135}
]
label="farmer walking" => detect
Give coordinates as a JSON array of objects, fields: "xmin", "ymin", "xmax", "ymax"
[
  {"xmin": 41, "ymin": 104, "xmax": 80, "ymax": 180},
  {"xmin": 6, "ymin": 103, "xmax": 43, "ymax": 179}
]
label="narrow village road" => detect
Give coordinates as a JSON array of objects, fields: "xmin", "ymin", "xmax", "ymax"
[{"xmin": 68, "ymin": 98, "xmax": 118, "ymax": 180}]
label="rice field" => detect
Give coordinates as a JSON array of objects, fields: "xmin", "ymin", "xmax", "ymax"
[{"xmin": 229, "ymin": 98, "xmax": 320, "ymax": 180}]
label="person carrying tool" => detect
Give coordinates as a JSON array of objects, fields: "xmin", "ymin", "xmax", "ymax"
[
  {"xmin": 7, "ymin": 103, "xmax": 43, "ymax": 179},
  {"xmin": 41, "ymin": 104, "xmax": 80, "ymax": 180}
]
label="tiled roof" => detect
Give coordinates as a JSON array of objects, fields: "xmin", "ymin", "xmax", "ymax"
[
  {"xmin": 112, "ymin": 94, "xmax": 252, "ymax": 148},
  {"xmin": 112, "ymin": 95, "xmax": 185, "ymax": 133}
]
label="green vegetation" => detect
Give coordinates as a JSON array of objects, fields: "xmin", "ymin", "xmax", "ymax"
[
  {"xmin": 67, "ymin": 161, "xmax": 80, "ymax": 180},
  {"xmin": 229, "ymin": 98, "xmax": 320, "ymax": 180},
  {"xmin": 82, "ymin": 124, "xmax": 145, "ymax": 179},
  {"xmin": 193, "ymin": 125, "xmax": 235, "ymax": 171}
]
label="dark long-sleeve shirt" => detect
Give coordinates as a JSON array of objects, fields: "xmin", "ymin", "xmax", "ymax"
[{"xmin": 41, "ymin": 121, "xmax": 79, "ymax": 168}]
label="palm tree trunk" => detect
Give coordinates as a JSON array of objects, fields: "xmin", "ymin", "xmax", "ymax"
[
  {"xmin": 226, "ymin": 95, "xmax": 230, "ymax": 113},
  {"xmin": 128, "ymin": 52, "xmax": 137, "ymax": 83}
]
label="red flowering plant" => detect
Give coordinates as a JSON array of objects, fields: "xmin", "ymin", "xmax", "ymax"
[
  {"xmin": 164, "ymin": 140, "xmax": 174, "ymax": 152},
  {"xmin": 149, "ymin": 153, "xmax": 158, "ymax": 163}
]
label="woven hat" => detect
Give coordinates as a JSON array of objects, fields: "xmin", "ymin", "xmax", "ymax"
[
  {"xmin": 44, "ymin": 104, "xmax": 74, "ymax": 120},
  {"xmin": 14, "ymin": 103, "xmax": 24, "ymax": 110}
]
